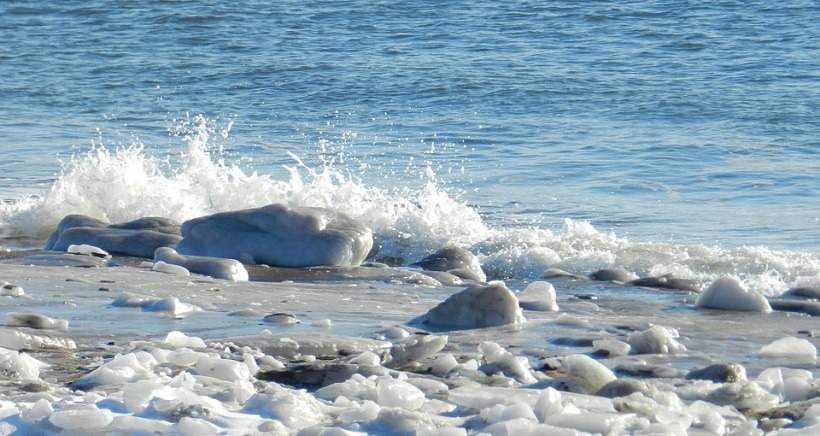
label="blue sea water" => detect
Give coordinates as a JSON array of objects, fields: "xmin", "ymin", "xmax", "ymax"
[{"xmin": 0, "ymin": 0, "xmax": 817, "ymax": 291}]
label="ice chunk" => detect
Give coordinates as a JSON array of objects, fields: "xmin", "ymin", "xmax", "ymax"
[
  {"xmin": 559, "ymin": 354, "xmax": 617, "ymax": 393},
  {"xmin": 430, "ymin": 354, "xmax": 459, "ymax": 376},
  {"xmin": 0, "ymin": 328, "xmax": 76, "ymax": 351},
  {"xmin": 349, "ymin": 350, "xmax": 382, "ymax": 366},
  {"xmin": 244, "ymin": 386, "xmax": 327, "ymax": 429},
  {"xmin": 517, "ymin": 281, "xmax": 559, "ymax": 312},
  {"xmin": 627, "ymin": 325, "xmax": 686, "ymax": 354},
  {"xmin": 195, "ymin": 354, "xmax": 252, "ymax": 382},
  {"xmin": 176, "ymin": 416, "xmax": 220, "ymax": 435},
  {"xmin": 695, "ymin": 276, "xmax": 772, "ymax": 312},
  {"xmin": 176, "ymin": 203, "xmax": 373, "ymax": 267},
  {"xmin": 154, "ymin": 247, "xmax": 248, "ymax": 281},
  {"xmin": 533, "ymin": 388, "xmax": 563, "ymax": 422},
  {"xmin": 113, "ymin": 293, "xmax": 201, "ymax": 318},
  {"xmin": 685, "ymin": 363, "xmax": 747, "ymax": 383},
  {"xmin": 410, "ymin": 245, "xmax": 487, "ymax": 282},
  {"xmin": 49, "ymin": 407, "xmax": 113, "ymax": 431},
  {"xmin": 163, "ymin": 331, "xmax": 206, "ymax": 349},
  {"xmin": 0, "ymin": 347, "xmax": 49, "ymax": 379},
  {"xmin": 415, "ymin": 281, "xmax": 525, "ymax": 329},
  {"xmin": 760, "ymin": 337, "xmax": 817, "ymax": 360},
  {"xmin": 46, "ymin": 214, "xmax": 182, "ymax": 258},
  {"xmin": 73, "ymin": 351, "xmax": 158, "ymax": 388},
  {"xmin": 5, "ymin": 312, "xmax": 69, "ymax": 330},
  {"xmin": 376, "ymin": 378, "xmax": 426, "ymax": 410}
]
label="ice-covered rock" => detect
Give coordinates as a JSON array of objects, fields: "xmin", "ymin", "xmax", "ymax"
[
  {"xmin": 73, "ymin": 351, "xmax": 158, "ymax": 388},
  {"xmin": 154, "ymin": 247, "xmax": 248, "ymax": 281},
  {"xmin": 517, "ymin": 281, "xmax": 559, "ymax": 312},
  {"xmin": 112, "ymin": 293, "xmax": 201, "ymax": 318},
  {"xmin": 760, "ymin": 337, "xmax": 817, "ymax": 360},
  {"xmin": 410, "ymin": 245, "xmax": 486, "ymax": 282},
  {"xmin": 176, "ymin": 204, "xmax": 373, "ymax": 267},
  {"xmin": 589, "ymin": 268, "xmax": 638, "ymax": 282},
  {"xmin": 414, "ymin": 281, "xmax": 525, "ymax": 329},
  {"xmin": 376, "ymin": 378, "xmax": 426, "ymax": 411},
  {"xmin": 686, "ymin": 363, "xmax": 747, "ymax": 383},
  {"xmin": 0, "ymin": 346, "xmax": 49, "ymax": 379},
  {"xmin": 1, "ymin": 283, "xmax": 24, "ymax": 297},
  {"xmin": 195, "ymin": 354, "xmax": 252, "ymax": 382},
  {"xmin": 559, "ymin": 354, "xmax": 617, "ymax": 393},
  {"xmin": 593, "ymin": 339, "xmax": 631, "ymax": 357},
  {"xmin": 46, "ymin": 214, "xmax": 182, "ymax": 258},
  {"xmin": 387, "ymin": 334, "xmax": 448, "ymax": 369},
  {"xmin": 5, "ymin": 312, "xmax": 69, "ymax": 330},
  {"xmin": 477, "ymin": 341, "xmax": 537, "ymax": 384},
  {"xmin": 695, "ymin": 276, "xmax": 772, "ymax": 312},
  {"xmin": 627, "ymin": 325, "xmax": 686, "ymax": 354}
]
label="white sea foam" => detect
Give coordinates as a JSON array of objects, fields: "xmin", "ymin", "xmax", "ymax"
[{"xmin": 0, "ymin": 116, "xmax": 817, "ymax": 294}]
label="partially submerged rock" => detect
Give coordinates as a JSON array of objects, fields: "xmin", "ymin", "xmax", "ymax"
[
  {"xmin": 413, "ymin": 281, "xmax": 525, "ymax": 329},
  {"xmin": 628, "ymin": 275, "xmax": 703, "ymax": 293},
  {"xmin": 410, "ymin": 245, "xmax": 486, "ymax": 282},
  {"xmin": 686, "ymin": 363, "xmax": 747, "ymax": 383},
  {"xmin": 176, "ymin": 204, "xmax": 373, "ymax": 267},
  {"xmin": 589, "ymin": 269, "xmax": 638, "ymax": 283}
]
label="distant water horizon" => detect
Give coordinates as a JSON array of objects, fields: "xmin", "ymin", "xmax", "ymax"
[{"xmin": 0, "ymin": 1, "xmax": 817, "ymax": 291}]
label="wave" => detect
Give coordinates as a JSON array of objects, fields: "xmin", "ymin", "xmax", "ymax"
[{"xmin": 1, "ymin": 116, "xmax": 817, "ymax": 294}]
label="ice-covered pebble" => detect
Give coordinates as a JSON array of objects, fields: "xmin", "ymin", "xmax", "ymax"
[
  {"xmin": 350, "ymin": 351, "xmax": 382, "ymax": 366},
  {"xmin": 416, "ymin": 281, "xmax": 524, "ymax": 329},
  {"xmin": 67, "ymin": 244, "xmax": 111, "ymax": 258},
  {"xmin": 517, "ymin": 281, "xmax": 559, "ymax": 312},
  {"xmin": 551, "ymin": 313, "xmax": 590, "ymax": 327},
  {"xmin": 0, "ymin": 328, "xmax": 76, "ymax": 350},
  {"xmin": 760, "ymin": 337, "xmax": 817, "ymax": 360},
  {"xmin": 695, "ymin": 276, "xmax": 772, "ymax": 312},
  {"xmin": 377, "ymin": 378, "xmax": 426, "ymax": 410},
  {"xmin": 152, "ymin": 260, "xmax": 191, "ymax": 276},
  {"xmin": 5, "ymin": 312, "xmax": 69, "ymax": 330},
  {"xmin": 627, "ymin": 325, "xmax": 686, "ymax": 354},
  {"xmin": 686, "ymin": 363, "xmax": 747, "ymax": 383},
  {"xmin": 264, "ymin": 313, "xmax": 300, "ymax": 325}
]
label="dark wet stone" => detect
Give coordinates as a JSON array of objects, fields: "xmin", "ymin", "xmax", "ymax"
[
  {"xmin": 614, "ymin": 362, "xmax": 687, "ymax": 379},
  {"xmin": 629, "ymin": 275, "xmax": 703, "ymax": 293},
  {"xmin": 685, "ymin": 363, "xmax": 747, "ymax": 383},
  {"xmin": 410, "ymin": 245, "xmax": 486, "ymax": 282},
  {"xmin": 589, "ymin": 269, "xmax": 638, "ymax": 282},
  {"xmin": 597, "ymin": 378, "xmax": 654, "ymax": 398},
  {"xmin": 257, "ymin": 362, "xmax": 389, "ymax": 388},
  {"xmin": 768, "ymin": 299, "xmax": 820, "ymax": 316},
  {"xmin": 783, "ymin": 287, "xmax": 820, "ymax": 300},
  {"xmin": 550, "ymin": 337, "xmax": 597, "ymax": 347}
]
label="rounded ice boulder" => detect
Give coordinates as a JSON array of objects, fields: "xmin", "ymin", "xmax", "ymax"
[
  {"xmin": 415, "ymin": 281, "xmax": 525, "ymax": 329},
  {"xmin": 176, "ymin": 203, "xmax": 374, "ymax": 267},
  {"xmin": 695, "ymin": 276, "xmax": 772, "ymax": 312}
]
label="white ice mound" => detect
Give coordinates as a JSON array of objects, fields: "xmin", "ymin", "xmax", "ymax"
[
  {"xmin": 760, "ymin": 337, "xmax": 817, "ymax": 360},
  {"xmin": 517, "ymin": 281, "xmax": 559, "ymax": 312},
  {"xmin": 695, "ymin": 276, "xmax": 772, "ymax": 312},
  {"xmin": 410, "ymin": 245, "xmax": 487, "ymax": 282},
  {"xmin": 45, "ymin": 215, "xmax": 182, "ymax": 258},
  {"xmin": 415, "ymin": 281, "xmax": 525, "ymax": 329},
  {"xmin": 560, "ymin": 354, "xmax": 617, "ymax": 392},
  {"xmin": 176, "ymin": 203, "xmax": 374, "ymax": 267},
  {"xmin": 154, "ymin": 247, "xmax": 249, "ymax": 281},
  {"xmin": 627, "ymin": 325, "xmax": 687, "ymax": 354}
]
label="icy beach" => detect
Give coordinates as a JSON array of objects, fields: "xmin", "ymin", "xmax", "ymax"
[{"xmin": 0, "ymin": 234, "xmax": 817, "ymax": 434}]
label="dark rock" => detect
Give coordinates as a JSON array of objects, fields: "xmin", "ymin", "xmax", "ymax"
[
  {"xmin": 597, "ymin": 378, "xmax": 654, "ymax": 398},
  {"xmin": 685, "ymin": 363, "xmax": 747, "ymax": 383},
  {"xmin": 589, "ymin": 269, "xmax": 638, "ymax": 282}
]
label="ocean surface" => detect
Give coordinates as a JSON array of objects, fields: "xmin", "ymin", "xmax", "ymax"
[{"xmin": 0, "ymin": 0, "xmax": 818, "ymax": 293}]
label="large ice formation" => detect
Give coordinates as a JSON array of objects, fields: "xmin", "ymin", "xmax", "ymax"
[{"xmin": 45, "ymin": 215, "xmax": 182, "ymax": 258}]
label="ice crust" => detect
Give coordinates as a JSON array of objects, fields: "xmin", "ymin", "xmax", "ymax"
[{"xmin": 176, "ymin": 203, "xmax": 374, "ymax": 267}]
